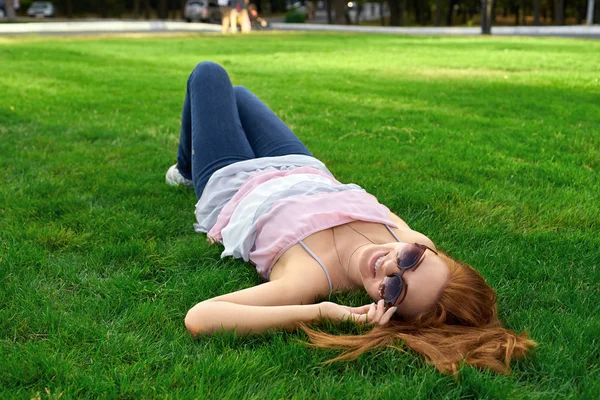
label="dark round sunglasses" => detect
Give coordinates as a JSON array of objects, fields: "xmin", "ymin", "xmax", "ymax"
[{"xmin": 379, "ymin": 243, "xmax": 438, "ymax": 308}]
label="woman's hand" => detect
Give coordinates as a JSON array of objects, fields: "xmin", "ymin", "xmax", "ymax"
[{"xmin": 319, "ymin": 299, "xmax": 397, "ymax": 326}]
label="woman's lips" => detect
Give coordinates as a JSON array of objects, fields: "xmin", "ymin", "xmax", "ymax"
[{"xmin": 371, "ymin": 251, "xmax": 388, "ymax": 278}]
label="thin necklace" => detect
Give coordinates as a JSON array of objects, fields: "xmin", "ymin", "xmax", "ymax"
[
  {"xmin": 333, "ymin": 225, "xmax": 374, "ymax": 288},
  {"xmin": 348, "ymin": 224, "xmax": 375, "ymax": 245}
]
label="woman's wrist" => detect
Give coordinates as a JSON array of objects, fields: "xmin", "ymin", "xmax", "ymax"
[{"xmin": 315, "ymin": 301, "xmax": 336, "ymax": 321}]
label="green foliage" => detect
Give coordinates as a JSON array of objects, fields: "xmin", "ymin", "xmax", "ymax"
[
  {"xmin": 285, "ymin": 9, "xmax": 308, "ymax": 23},
  {"xmin": 1, "ymin": 32, "xmax": 599, "ymax": 399}
]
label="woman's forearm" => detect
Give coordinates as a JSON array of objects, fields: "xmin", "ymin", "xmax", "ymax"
[{"xmin": 184, "ymin": 301, "xmax": 324, "ymax": 335}]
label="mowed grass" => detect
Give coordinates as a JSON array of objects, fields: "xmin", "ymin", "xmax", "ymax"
[{"xmin": 0, "ymin": 32, "xmax": 599, "ymax": 399}]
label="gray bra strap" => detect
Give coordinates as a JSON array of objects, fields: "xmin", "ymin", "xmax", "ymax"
[
  {"xmin": 299, "ymin": 240, "xmax": 333, "ymax": 296},
  {"xmin": 385, "ymin": 224, "xmax": 402, "ymax": 242}
]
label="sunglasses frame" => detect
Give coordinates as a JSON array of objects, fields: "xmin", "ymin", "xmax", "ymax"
[{"xmin": 381, "ymin": 243, "xmax": 438, "ymax": 308}]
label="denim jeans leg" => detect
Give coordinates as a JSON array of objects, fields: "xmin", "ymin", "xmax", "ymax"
[
  {"xmin": 176, "ymin": 91, "xmax": 193, "ymax": 181},
  {"xmin": 233, "ymin": 86, "xmax": 312, "ymax": 158},
  {"xmin": 177, "ymin": 62, "xmax": 255, "ymax": 198}
]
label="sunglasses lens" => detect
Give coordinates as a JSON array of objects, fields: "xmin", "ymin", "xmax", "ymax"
[
  {"xmin": 382, "ymin": 275, "xmax": 403, "ymax": 304},
  {"xmin": 398, "ymin": 244, "xmax": 425, "ymax": 270}
]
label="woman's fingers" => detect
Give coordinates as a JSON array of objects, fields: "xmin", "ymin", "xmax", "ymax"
[
  {"xmin": 368, "ymin": 302, "xmax": 377, "ymax": 316},
  {"xmin": 349, "ymin": 304, "xmax": 373, "ymax": 314},
  {"xmin": 378, "ymin": 304, "xmax": 397, "ymax": 325},
  {"xmin": 351, "ymin": 300, "xmax": 396, "ymax": 326},
  {"xmin": 348, "ymin": 303, "xmax": 374, "ymax": 324},
  {"xmin": 373, "ymin": 299, "xmax": 386, "ymax": 322},
  {"xmin": 359, "ymin": 299, "xmax": 385, "ymax": 324}
]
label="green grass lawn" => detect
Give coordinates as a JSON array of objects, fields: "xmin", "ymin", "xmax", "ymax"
[{"xmin": 1, "ymin": 32, "xmax": 599, "ymax": 399}]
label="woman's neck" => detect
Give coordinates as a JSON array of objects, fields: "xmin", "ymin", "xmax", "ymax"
[{"xmin": 332, "ymin": 225, "xmax": 373, "ymax": 290}]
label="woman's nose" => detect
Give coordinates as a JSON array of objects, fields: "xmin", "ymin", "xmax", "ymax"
[{"xmin": 381, "ymin": 251, "xmax": 400, "ymax": 275}]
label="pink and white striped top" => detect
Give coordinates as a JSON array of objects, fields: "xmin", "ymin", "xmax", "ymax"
[{"xmin": 194, "ymin": 155, "xmax": 396, "ymax": 280}]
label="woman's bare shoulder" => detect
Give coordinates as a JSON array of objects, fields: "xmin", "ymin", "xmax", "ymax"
[
  {"xmin": 388, "ymin": 211, "xmax": 411, "ymax": 230},
  {"xmin": 367, "ymin": 212, "xmax": 436, "ymax": 249},
  {"xmin": 271, "ymin": 242, "xmax": 333, "ymax": 298}
]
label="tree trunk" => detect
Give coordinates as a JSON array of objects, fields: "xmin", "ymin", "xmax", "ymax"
[
  {"xmin": 326, "ymin": 0, "xmax": 333, "ymax": 23},
  {"xmin": 434, "ymin": 0, "xmax": 442, "ymax": 26},
  {"xmin": 399, "ymin": 0, "xmax": 405, "ymax": 25},
  {"xmin": 514, "ymin": 5, "xmax": 519, "ymax": 25},
  {"xmin": 424, "ymin": 2, "xmax": 431, "ymax": 22},
  {"xmin": 144, "ymin": 0, "xmax": 151, "ymax": 19},
  {"xmin": 5, "ymin": 0, "xmax": 17, "ymax": 21},
  {"xmin": 576, "ymin": 6, "xmax": 583, "ymax": 24},
  {"xmin": 587, "ymin": 0, "xmax": 596, "ymax": 24},
  {"xmin": 133, "ymin": 0, "xmax": 141, "ymax": 18},
  {"xmin": 158, "ymin": 0, "xmax": 168, "ymax": 19},
  {"xmin": 380, "ymin": 0, "xmax": 385, "ymax": 25},
  {"xmin": 414, "ymin": 0, "xmax": 423, "ymax": 24},
  {"xmin": 332, "ymin": 0, "xmax": 346, "ymax": 24},
  {"xmin": 481, "ymin": 0, "xmax": 494, "ymax": 34},
  {"xmin": 575, "ymin": 1, "xmax": 586, "ymax": 23},
  {"xmin": 387, "ymin": 0, "xmax": 399, "ymax": 25},
  {"xmin": 554, "ymin": 0, "xmax": 564, "ymax": 25},
  {"xmin": 460, "ymin": 4, "xmax": 468, "ymax": 24},
  {"xmin": 520, "ymin": 0, "xmax": 525, "ymax": 24},
  {"xmin": 65, "ymin": 0, "xmax": 73, "ymax": 18},
  {"xmin": 534, "ymin": 0, "xmax": 540, "ymax": 25},
  {"xmin": 446, "ymin": 0, "xmax": 457, "ymax": 25}
]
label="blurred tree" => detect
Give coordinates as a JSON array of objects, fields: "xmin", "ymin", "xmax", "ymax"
[
  {"xmin": 387, "ymin": 0, "xmax": 406, "ymax": 25},
  {"xmin": 4, "ymin": 0, "xmax": 16, "ymax": 21},
  {"xmin": 481, "ymin": 0, "xmax": 494, "ymax": 33},
  {"xmin": 61, "ymin": 0, "xmax": 73, "ymax": 17},
  {"xmin": 351, "ymin": 0, "xmax": 363, "ymax": 24},
  {"xmin": 434, "ymin": 0, "xmax": 442, "ymax": 25},
  {"xmin": 413, "ymin": 0, "xmax": 423, "ymax": 24},
  {"xmin": 14, "ymin": 0, "xmax": 591, "ymax": 25},
  {"xmin": 574, "ymin": 0, "xmax": 588, "ymax": 23},
  {"xmin": 133, "ymin": 0, "xmax": 140, "ymax": 18},
  {"xmin": 586, "ymin": 0, "xmax": 595, "ymax": 23},
  {"xmin": 326, "ymin": 0, "xmax": 332, "ymax": 23},
  {"xmin": 268, "ymin": 0, "xmax": 286, "ymax": 13},
  {"xmin": 554, "ymin": 0, "xmax": 564, "ymax": 23},
  {"xmin": 387, "ymin": 0, "xmax": 398, "ymax": 25},
  {"xmin": 519, "ymin": 0, "xmax": 525, "ymax": 24},
  {"xmin": 447, "ymin": 0, "xmax": 457, "ymax": 24},
  {"xmin": 158, "ymin": 0, "xmax": 167, "ymax": 19},
  {"xmin": 332, "ymin": 0, "xmax": 345, "ymax": 23},
  {"xmin": 399, "ymin": 0, "xmax": 405, "ymax": 24}
]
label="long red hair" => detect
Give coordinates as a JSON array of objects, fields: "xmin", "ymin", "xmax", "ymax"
[{"xmin": 302, "ymin": 252, "xmax": 536, "ymax": 374}]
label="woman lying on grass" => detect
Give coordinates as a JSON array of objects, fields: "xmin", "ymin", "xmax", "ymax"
[{"xmin": 167, "ymin": 61, "xmax": 536, "ymax": 374}]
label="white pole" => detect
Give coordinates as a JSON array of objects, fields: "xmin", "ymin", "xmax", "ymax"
[{"xmin": 588, "ymin": 0, "xmax": 595, "ymax": 25}]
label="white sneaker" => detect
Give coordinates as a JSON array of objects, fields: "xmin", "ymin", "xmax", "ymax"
[{"xmin": 165, "ymin": 164, "xmax": 193, "ymax": 188}]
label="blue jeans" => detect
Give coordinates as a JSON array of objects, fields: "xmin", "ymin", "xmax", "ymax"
[{"xmin": 176, "ymin": 62, "xmax": 313, "ymax": 199}]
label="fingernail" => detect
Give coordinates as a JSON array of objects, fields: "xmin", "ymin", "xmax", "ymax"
[{"xmin": 393, "ymin": 307, "xmax": 398, "ymax": 313}]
